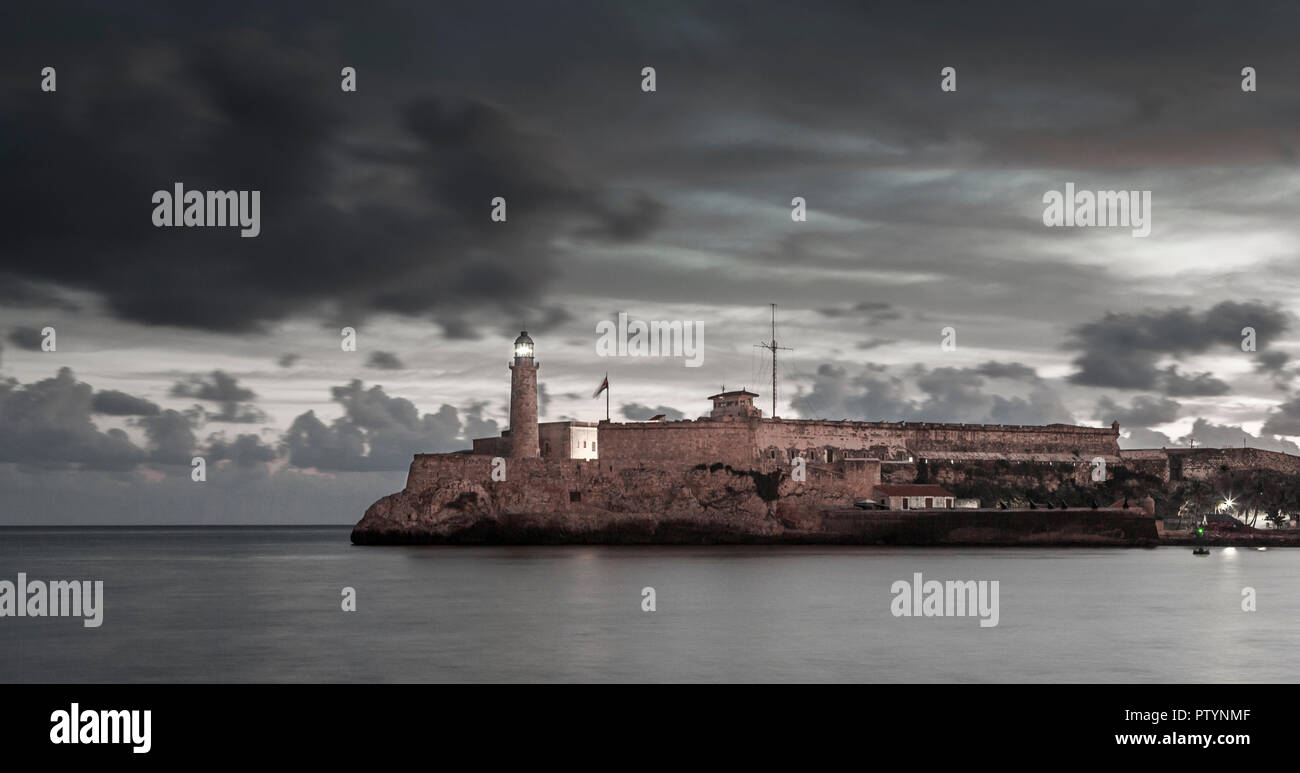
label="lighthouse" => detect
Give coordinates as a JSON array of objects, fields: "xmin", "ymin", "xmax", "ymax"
[{"xmin": 508, "ymin": 331, "xmax": 540, "ymax": 458}]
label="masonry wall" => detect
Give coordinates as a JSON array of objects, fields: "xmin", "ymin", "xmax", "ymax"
[
  {"xmin": 1168, "ymin": 447, "xmax": 1300, "ymax": 480},
  {"xmin": 471, "ymin": 435, "xmax": 510, "ymax": 457},
  {"xmin": 597, "ymin": 418, "xmax": 1121, "ymax": 467},
  {"xmin": 598, "ymin": 421, "xmax": 760, "ymax": 464}
]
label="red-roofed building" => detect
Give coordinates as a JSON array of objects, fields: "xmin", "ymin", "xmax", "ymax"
[{"xmin": 873, "ymin": 484, "xmax": 954, "ymax": 510}]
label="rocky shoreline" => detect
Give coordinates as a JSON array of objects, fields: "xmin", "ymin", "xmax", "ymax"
[{"xmin": 351, "ymin": 454, "xmax": 1300, "ymax": 548}]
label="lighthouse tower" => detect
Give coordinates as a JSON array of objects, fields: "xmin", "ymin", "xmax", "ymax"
[{"xmin": 508, "ymin": 331, "xmax": 540, "ymax": 458}]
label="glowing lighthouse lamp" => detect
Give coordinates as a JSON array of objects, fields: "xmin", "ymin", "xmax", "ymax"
[{"xmin": 513, "ymin": 332, "xmax": 534, "ymax": 362}]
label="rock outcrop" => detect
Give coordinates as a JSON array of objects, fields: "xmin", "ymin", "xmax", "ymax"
[
  {"xmin": 351, "ymin": 455, "xmax": 871, "ymax": 544},
  {"xmin": 350, "ymin": 453, "xmax": 1161, "ymax": 545}
]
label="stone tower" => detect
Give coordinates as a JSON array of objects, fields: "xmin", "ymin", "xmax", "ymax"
[{"xmin": 508, "ymin": 331, "xmax": 540, "ymax": 458}]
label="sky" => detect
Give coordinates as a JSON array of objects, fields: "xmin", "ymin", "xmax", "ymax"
[{"xmin": 4, "ymin": 0, "xmax": 1300, "ymax": 523}]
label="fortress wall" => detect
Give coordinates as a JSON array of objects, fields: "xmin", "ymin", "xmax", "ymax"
[
  {"xmin": 1170, "ymin": 447, "xmax": 1300, "ymax": 480},
  {"xmin": 597, "ymin": 421, "xmax": 760, "ymax": 464},
  {"xmin": 756, "ymin": 421, "xmax": 909, "ymax": 461},
  {"xmin": 471, "ymin": 436, "xmax": 511, "ymax": 457},
  {"xmin": 599, "ymin": 418, "xmax": 1120, "ymax": 467},
  {"xmin": 898, "ymin": 423, "xmax": 1119, "ymax": 456}
]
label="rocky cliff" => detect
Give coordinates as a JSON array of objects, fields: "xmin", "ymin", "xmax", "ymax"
[
  {"xmin": 351, "ymin": 454, "xmax": 880, "ymax": 544},
  {"xmin": 350, "ymin": 453, "xmax": 1161, "ymax": 545}
]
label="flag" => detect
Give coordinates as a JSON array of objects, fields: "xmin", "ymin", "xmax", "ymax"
[{"xmin": 593, "ymin": 375, "xmax": 609, "ymax": 398}]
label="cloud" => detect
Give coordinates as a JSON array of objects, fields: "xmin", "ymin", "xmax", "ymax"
[
  {"xmin": 0, "ymin": 368, "xmax": 145, "ymax": 470},
  {"xmin": 1261, "ymin": 397, "xmax": 1300, "ymax": 437},
  {"xmin": 170, "ymin": 371, "xmax": 265, "ymax": 423},
  {"xmin": 538, "ymin": 382, "xmax": 552, "ymax": 416},
  {"xmin": 7, "ymin": 327, "xmax": 44, "ymax": 351},
  {"xmin": 276, "ymin": 353, "xmax": 301, "ymax": 368},
  {"xmin": 1096, "ymin": 395, "xmax": 1180, "ymax": 428},
  {"xmin": 855, "ymin": 337, "xmax": 897, "ymax": 351},
  {"xmin": 91, "ymin": 389, "xmax": 161, "ymax": 416},
  {"xmin": 622, "ymin": 403, "xmax": 686, "ymax": 421},
  {"xmin": 791, "ymin": 361, "xmax": 1073, "ymax": 425},
  {"xmin": 365, "ymin": 351, "xmax": 406, "ymax": 370},
  {"xmin": 461, "ymin": 402, "xmax": 499, "ymax": 441},
  {"xmin": 818, "ymin": 302, "xmax": 903, "ymax": 326},
  {"xmin": 282, "ymin": 380, "xmax": 467, "ymax": 471},
  {"xmin": 1120, "ymin": 427, "xmax": 1175, "ymax": 449},
  {"xmin": 206, "ymin": 432, "xmax": 278, "ymax": 468},
  {"xmin": 1066, "ymin": 302, "xmax": 1288, "ymax": 395},
  {"xmin": 1179, "ymin": 418, "xmax": 1300, "ymax": 455},
  {"xmin": 0, "ymin": 30, "xmax": 662, "ymax": 338},
  {"xmin": 972, "ymin": 361, "xmax": 1042, "ymax": 381},
  {"xmin": 139, "ymin": 410, "xmax": 199, "ymax": 464}
]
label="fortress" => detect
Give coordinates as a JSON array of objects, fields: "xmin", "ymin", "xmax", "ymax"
[
  {"xmin": 470, "ymin": 333, "xmax": 1123, "ymax": 470},
  {"xmin": 352, "ymin": 331, "xmax": 1300, "ymax": 545}
]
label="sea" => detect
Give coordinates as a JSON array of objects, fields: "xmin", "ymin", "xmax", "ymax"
[{"xmin": 2, "ymin": 526, "xmax": 1297, "ymax": 683}]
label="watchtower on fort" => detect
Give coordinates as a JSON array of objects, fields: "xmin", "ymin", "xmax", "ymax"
[{"xmin": 707, "ymin": 389, "xmax": 762, "ymax": 421}]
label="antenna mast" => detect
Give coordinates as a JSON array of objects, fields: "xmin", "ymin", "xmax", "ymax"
[{"xmin": 755, "ymin": 303, "xmax": 792, "ymax": 418}]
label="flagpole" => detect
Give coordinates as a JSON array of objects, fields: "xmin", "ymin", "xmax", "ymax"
[{"xmin": 605, "ymin": 371, "xmax": 610, "ymax": 422}]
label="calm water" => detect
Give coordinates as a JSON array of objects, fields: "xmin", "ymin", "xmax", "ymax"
[{"xmin": 1, "ymin": 526, "xmax": 1297, "ymax": 683}]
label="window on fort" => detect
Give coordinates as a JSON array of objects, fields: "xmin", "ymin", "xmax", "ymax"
[
  {"xmin": 901, "ymin": 499, "xmax": 909, "ymax": 510},
  {"xmin": 925, "ymin": 497, "xmax": 933, "ymax": 507},
  {"xmin": 570, "ymin": 491, "xmax": 581, "ymax": 502}
]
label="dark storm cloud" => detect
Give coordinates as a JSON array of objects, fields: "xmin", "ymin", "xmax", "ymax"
[
  {"xmin": 1252, "ymin": 350, "xmax": 1296, "ymax": 391},
  {"xmin": 276, "ymin": 353, "xmax": 301, "ymax": 368},
  {"xmin": 170, "ymin": 371, "xmax": 265, "ymax": 423},
  {"xmin": 282, "ymin": 380, "xmax": 467, "ymax": 471},
  {"xmin": 462, "ymin": 402, "xmax": 499, "ymax": 441},
  {"xmin": 91, "ymin": 389, "xmax": 161, "ymax": 416},
  {"xmin": 206, "ymin": 433, "xmax": 279, "ymax": 468},
  {"xmin": 622, "ymin": 403, "xmax": 686, "ymax": 421},
  {"xmin": 1157, "ymin": 367, "xmax": 1230, "ymax": 397},
  {"xmin": 972, "ymin": 362, "xmax": 1042, "ymax": 382},
  {"xmin": 1260, "ymin": 397, "xmax": 1300, "ymax": 437},
  {"xmin": 1066, "ymin": 302, "xmax": 1288, "ymax": 395},
  {"xmin": 1181, "ymin": 418, "xmax": 1300, "ymax": 454},
  {"xmin": 7, "ymin": 327, "xmax": 45, "ymax": 351},
  {"xmin": 4, "ymin": 1, "xmax": 1300, "ymax": 348},
  {"xmin": 0, "ymin": 277, "xmax": 77, "ymax": 311},
  {"xmin": 1255, "ymin": 350, "xmax": 1290, "ymax": 373},
  {"xmin": 0, "ymin": 19, "xmax": 662, "ymax": 339},
  {"xmin": 139, "ymin": 410, "xmax": 199, "ymax": 465},
  {"xmin": 818, "ymin": 302, "xmax": 903, "ymax": 326},
  {"xmin": 0, "ymin": 368, "xmax": 283, "ymax": 471},
  {"xmin": 0, "ymin": 368, "xmax": 145, "ymax": 470},
  {"xmin": 365, "ymin": 351, "xmax": 406, "ymax": 370},
  {"xmin": 1096, "ymin": 395, "xmax": 1180, "ymax": 428},
  {"xmin": 856, "ymin": 337, "xmax": 897, "ymax": 351},
  {"xmin": 791, "ymin": 361, "xmax": 1072, "ymax": 425}
]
